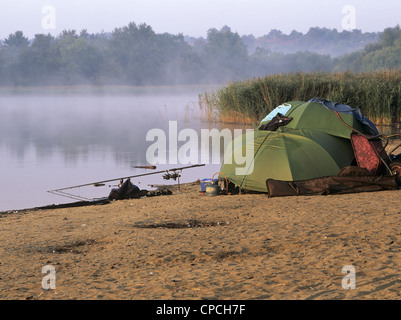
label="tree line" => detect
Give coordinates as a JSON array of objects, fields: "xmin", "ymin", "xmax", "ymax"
[
  {"xmin": 236, "ymin": 27, "xmax": 378, "ymax": 57},
  {"xmin": 0, "ymin": 22, "xmax": 400, "ymax": 86}
]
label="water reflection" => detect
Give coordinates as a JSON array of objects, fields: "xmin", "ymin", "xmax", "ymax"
[{"xmin": 0, "ymin": 87, "xmax": 250, "ymax": 211}]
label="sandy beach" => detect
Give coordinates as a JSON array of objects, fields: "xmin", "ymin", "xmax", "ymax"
[{"xmin": 1, "ymin": 176, "xmax": 401, "ymax": 301}]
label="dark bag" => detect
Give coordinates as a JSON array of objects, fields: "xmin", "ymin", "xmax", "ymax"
[
  {"xmin": 259, "ymin": 113, "xmax": 293, "ymax": 131},
  {"xmin": 266, "ymin": 166, "xmax": 397, "ymax": 197},
  {"xmin": 108, "ymin": 178, "xmax": 141, "ymax": 200}
]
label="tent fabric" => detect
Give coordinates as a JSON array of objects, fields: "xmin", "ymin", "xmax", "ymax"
[
  {"xmin": 309, "ymin": 97, "xmax": 379, "ymax": 136},
  {"xmin": 226, "ymin": 128, "xmax": 355, "ymax": 192},
  {"xmin": 220, "ymin": 99, "xmax": 383, "ymax": 194},
  {"xmin": 282, "ymin": 100, "xmax": 368, "ymax": 139}
]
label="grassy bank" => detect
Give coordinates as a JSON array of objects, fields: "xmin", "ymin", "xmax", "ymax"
[{"xmin": 199, "ymin": 71, "xmax": 401, "ymax": 125}]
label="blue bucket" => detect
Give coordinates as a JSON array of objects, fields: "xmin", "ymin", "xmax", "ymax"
[{"xmin": 200, "ymin": 178, "xmax": 218, "ymax": 192}]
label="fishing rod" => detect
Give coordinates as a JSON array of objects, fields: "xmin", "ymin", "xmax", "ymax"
[
  {"xmin": 47, "ymin": 164, "xmax": 206, "ymax": 200},
  {"xmin": 132, "ymin": 165, "xmax": 157, "ymax": 169}
]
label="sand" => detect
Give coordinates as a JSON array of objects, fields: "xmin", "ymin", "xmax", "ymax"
[{"xmin": 1, "ymin": 178, "xmax": 401, "ymax": 301}]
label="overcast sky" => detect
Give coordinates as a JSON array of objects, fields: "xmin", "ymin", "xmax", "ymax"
[{"xmin": 1, "ymin": 0, "xmax": 400, "ymax": 40}]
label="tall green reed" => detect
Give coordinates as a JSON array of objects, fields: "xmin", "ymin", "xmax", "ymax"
[{"xmin": 199, "ymin": 71, "xmax": 401, "ymax": 125}]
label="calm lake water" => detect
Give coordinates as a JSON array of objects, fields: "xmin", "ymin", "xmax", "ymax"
[
  {"xmin": 0, "ymin": 86, "xmax": 236, "ymax": 211},
  {"xmin": 2, "ymin": 87, "xmax": 400, "ymax": 212}
]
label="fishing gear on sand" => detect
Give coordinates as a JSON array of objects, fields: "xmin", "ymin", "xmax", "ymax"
[{"xmin": 47, "ymin": 164, "xmax": 205, "ymax": 201}]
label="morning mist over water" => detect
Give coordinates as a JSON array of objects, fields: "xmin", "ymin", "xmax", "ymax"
[
  {"xmin": 1, "ymin": 2, "xmax": 400, "ymax": 211},
  {"xmin": 0, "ymin": 86, "xmax": 237, "ymax": 211}
]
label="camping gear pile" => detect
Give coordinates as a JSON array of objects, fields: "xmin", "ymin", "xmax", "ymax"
[{"xmin": 220, "ymin": 98, "xmax": 401, "ymax": 197}]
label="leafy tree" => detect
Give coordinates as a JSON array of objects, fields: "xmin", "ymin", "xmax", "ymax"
[
  {"xmin": 54, "ymin": 30, "xmax": 104, "ymax": 83},
  {"xmin": 295, "ymin": 51, "xmax": 333, "ymax": 73},
  {"xmin": 203, "ymin": 26, "xmax": 249, "ymax": 81},
  {"xmin": 380, "ymin": 25, "xmax": 401, "ymax": 47},
  {"xmin": 249, "ymin": 47, "xmax": 272, "ymax": 76},
  {"xmin": 361, "ymin": 39, "xmax": 401, "ymax": 71},
  {"xmin": 110, "ymin": 22, "xmax": 161, "ymax": 85},
  {"xmin": 4, "ymin": 31, "xmax": 29, "ymax": 48},
  {"xmin": 288, "ymin": 30, "xmax": 303, "ymax": 40},
  {"xmin": 0, "ymin": 43, "xmax": 6, "ymax": 84},
  {"xmin": 337, "ymin": 25, "xmax": 401, "ymax": 72},
  {"xmin": 0, "ymin": 31, "xmax": 31, "ymax": 84},
  {"xmin": 79, "ymin": 29, "xmax": 90, "ymax": 39},
  {"xmin": 4, "ymin": 22, "xmax": 401, "ymax": 86},
  {"xmin": 266, "ymin": 29, "xmax": 283, "ymax": 39},
  {"xmin": 154, "ymin": 32, "xmax": 204, "ymax": 84},
  {"xmin": 334, "ymin": 51, "xmax": 364, "ymax": 72},
  {"xmin": 16, "ymin": 34, "xmax": 56, "ymax": 84}
]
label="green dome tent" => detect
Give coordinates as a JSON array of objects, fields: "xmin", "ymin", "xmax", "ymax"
[{"xmin": 220, "ymin": 99, "xmax": 380, "ymax": 193}]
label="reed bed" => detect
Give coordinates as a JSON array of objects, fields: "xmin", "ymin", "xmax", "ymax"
[{"xmin": 199, "ymin": 71, "xmax": 401, "ymax": 125}]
